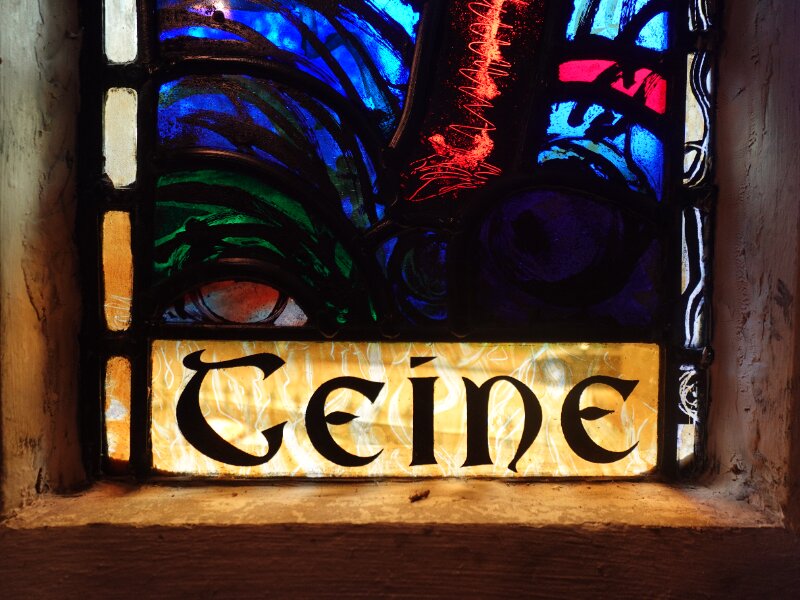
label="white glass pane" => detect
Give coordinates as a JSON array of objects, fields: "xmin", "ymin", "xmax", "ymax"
[
  {"xmin": 104, "ymin": 88, "xmax": 138, "ymax": 187},
  {"xmin": 105, "ymin": 0, "xmax": 138, "ymax": 63}
]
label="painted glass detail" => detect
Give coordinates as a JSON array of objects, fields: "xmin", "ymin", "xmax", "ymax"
[
  {"xmin": 158, "ymin": 75, "xmax": 382, "ymax": 230},
  {"xmin": 157, "ymin": 0, "xmax": 420, "ymax": 136},
  {"xmin": 541, "ymin": 0, "xmax": 671, "ymax": 200},
  {"xmin": 93, "ymin": 0, "xmax": 717, "ymax": 478},
  {"xmin": 684, "ymin": 52, "xmax": 713, "ymax": 187},
  {"xmin": 566, "ymin": 0, "xmax": 669, "ymax": 52}
]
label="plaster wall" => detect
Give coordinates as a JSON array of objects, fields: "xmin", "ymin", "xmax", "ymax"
[{"xmin": 0, "ymin": 0, "xmax": 85, "ymax": 514}]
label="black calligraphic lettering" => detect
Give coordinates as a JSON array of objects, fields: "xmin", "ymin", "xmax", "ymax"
[
  {"xmin": 409, "ymin": 357, "xmax": 437, "ymax": 466},
  {"xmin": 461, "ymin": 376, "xmax": 543, "ymax": 472},
  {"xmin": 305, "ymin": 377, "xmax": 385, "ymax": 467},
  {"xmin": 176, "ymin": 350, "xmax": 286, "ymax": 466},
  {"xmin": 561, "ymin": 376, "xmax": 639, "ymax": 463}
]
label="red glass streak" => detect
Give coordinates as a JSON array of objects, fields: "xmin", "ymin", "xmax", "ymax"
[
  {"xmin": 558, "ymin": 60, "xmax": 668, "ymax": 114},
  {"xmin": 407, "ymin": 0, "xmax": 529, "ymax": 201}
]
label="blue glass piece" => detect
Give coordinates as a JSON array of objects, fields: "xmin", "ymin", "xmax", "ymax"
[
  {"xmin": 356, "ymin": 137, "xmax": 379, "ymax": 193},
  {"xmin": 538, "ymin": 101, "xmax": 663, "ymax": 199},
  {"xmin": 157, "ymin": 0, "xmax": 419, "ymax": 136},
  {"xmin": 636, "ymin": 12, "xmax": 668, "ymax": 50},
  {"xmin": 341, "ymin": 8, "xmax": 407, "ymax": 103},
  {"xmin": 398, "ymin": 233, "xmax": 447, "ymax": 322},
  {"xmin": 379, "ymin": 237, "xmax": 398, "ymax": 274},
  {"xmin": 366, "ymin": 0, "xmax": 420, "ymax": 39},
  {"xmin": 477, "ymin": 189, "xmax": 660, "ymax": 327},
  {"xmin": 566, "ymin": 0, "xmax": 668, "ymax": 52},
  {"xmin": 160, "ymin": 26, "xmax": 246, "ymax": 42},
  {"xmin": 158, "ymin": 76, "xmax": 382, "ymax": 230},
  {"xmin": 630, "ymin": 125, "xmax": 663, "ymax": 199}
]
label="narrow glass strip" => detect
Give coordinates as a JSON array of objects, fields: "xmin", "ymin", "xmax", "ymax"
[
  {"xmin": 104, "ymin": 0, "xmax": 138, "ymax": 63},
  {"xmin": 684, "ymin": 52, "xmax": 713, "ymax": 187},
  {"xmin": 103, "ymin": 211, "xmax": 133, "ymax": 332},
  {"xmin": 105, "ymin": 356, "xmax": 132, "ymax": 466},
  {"xmin": 104, "ymin": 88, "xmax": 138, "ymax": 187},
  {"xmin": 681, "ymin": 208, "xmax": 708, "ymax": 349}
]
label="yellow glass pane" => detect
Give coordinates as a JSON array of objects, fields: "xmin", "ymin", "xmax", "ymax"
[
  {"xmin": 104, "ymin": 88, "xmax": 137, "ymax": 187},
  {"xmin": 104, "ymin": 0, "xmax": 138, "ymax": 63},
  {"xmin": 152, "ymin": 341, "xmax": 659, "ymax": 478},
  {"xmin": 102, "ymin": 211, "xmax": 133, "ymax": 331},
  {"xmin": 105, "ymin": 356, "xmax": 132, "ymax": 466}
]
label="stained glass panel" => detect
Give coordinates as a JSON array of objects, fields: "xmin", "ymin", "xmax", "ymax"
[
  {"xmin": 105, "ymin": 0, "xmax": 138, "ymax": 63},
  {"xmin": 90, "ymin": 0, "xmax": 717, "ymax": 479}
]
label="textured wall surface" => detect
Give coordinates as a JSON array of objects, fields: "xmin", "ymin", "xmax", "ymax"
[
  {"xmin": 0, "ymin": 0, "xmax": 85, "ymax": 513},
  {"xmin": 711, "ymin": 0, "xmax": 800, "ymax": 525}
]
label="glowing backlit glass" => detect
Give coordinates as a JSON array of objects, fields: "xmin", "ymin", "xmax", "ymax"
[{"xmin": 91, "ymin": 0, "xmax": 716, "ymax": 478}]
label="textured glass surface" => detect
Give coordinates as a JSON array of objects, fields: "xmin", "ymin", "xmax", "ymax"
[
  {"xmin": 567, "ymin": 0, "xmax": 669, "ymax": 51},
  {"xmin": 105, "ymin": 356, "xmax": 132, "ymax": 465},
  {"xmin": 103, "ymin": 211, "xmax": 133, "ymax": 332},
  {"xmin": 539, "ymin": 102, "xmax": 664, "ymax": 200},
  {"xmin": 558, "ymin": 60, "xmax": 667, "ymax": 114},
  {"xmin": 105, "ymin": 0, "xmax": 138, "ymax": 63},
  {"xmin": 104, "ymin": 88, "xmax": 138, "ymax": 187},
  {"xmin": 158, "ymin": 75, "xmax": 381, "ymax": 230},
  {"xmin": 540, "ymin": 1, "xmax": 671, "ymax": 200},
  {"xmin": 157, "ymin": 0, "xmax": 419, "ymax": 136},
  {"xmin": 689, "ymin": 0, "xmax": 712, "ymax": 31},
  {"xmin": 151, "ymin": 340, "xmax": 659, "ymax": 477},
  {"xmin": 403, "ymin": 0, "xmax": 547, "ymax": 201},
  {"xmin": 155, "ymin": 169, "xmax": 375, "ymax": 327},
  {"xmin": 681, "ymin": 208, "xmax": 708, "ymax": 349},
  {"xmin": 677, "ymin": 423, "xmax": 696, "ymax": 465},
  {"xmin": 684, "ymin": 52, "xmax": 713, "ymax": 187},
  {"xmin": 163, "ymin": 280, "xmax": 308, "ymax": 326},
  {"xmin": 678, "ymin": 364, "xmax": 699, "ymax": 449},
  {"xmin": 476, "ymin": 189, "xmax": 661, "ymax": 328}
]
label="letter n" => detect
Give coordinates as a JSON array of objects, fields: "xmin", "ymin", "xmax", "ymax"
[{"xmin": 461, "ymin": 376, "xmax": 543, "ymax": 472}]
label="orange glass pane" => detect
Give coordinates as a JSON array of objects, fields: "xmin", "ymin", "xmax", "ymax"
[
  {"xmin": 102, "ymin": 211, "xmax": 133, "ymax": 331},
  {"xmin": 152, "ymin": 340, "xmax": 659, "ymax": 478},
  {"xmin": 105, "ymin": 356, "xmax": 132, "ymax": 467}
]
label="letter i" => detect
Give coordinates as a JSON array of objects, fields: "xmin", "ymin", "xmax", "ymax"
[{"xmin": 409, "ymin": 357, "xmax": 438, "ymax": 466}]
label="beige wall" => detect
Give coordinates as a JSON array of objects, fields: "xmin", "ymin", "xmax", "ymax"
[
  {"xmin": 0, "ymin": 0, "xmax": 85, "ymax": 514},
  {"xmin": 1, "ymin": 0, "xmax": 799, "ymax": 595}
]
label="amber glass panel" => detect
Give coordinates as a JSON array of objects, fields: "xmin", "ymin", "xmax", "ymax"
[
  {"xmin": 104, "ymin": 88, "xmax": 138, "ymax": 187},
  {"xmin": 151, "ymin": 340, "xmax": 659, "ymax": 478},
  {"xmin": 103, "ymin": 211, "xmax": 133, "ymax": 331},
  {"xmin": 104, "ymin": 0, "xmax": 138, "ymax": 63},
  {"xmin": 105, "ymin": 356, "xmax": 132, "ymax": 467}
]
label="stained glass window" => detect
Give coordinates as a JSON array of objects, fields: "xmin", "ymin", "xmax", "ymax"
[{"xmin": 86, "ymin": 0, "xmax": 717, "ymax": 479}]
